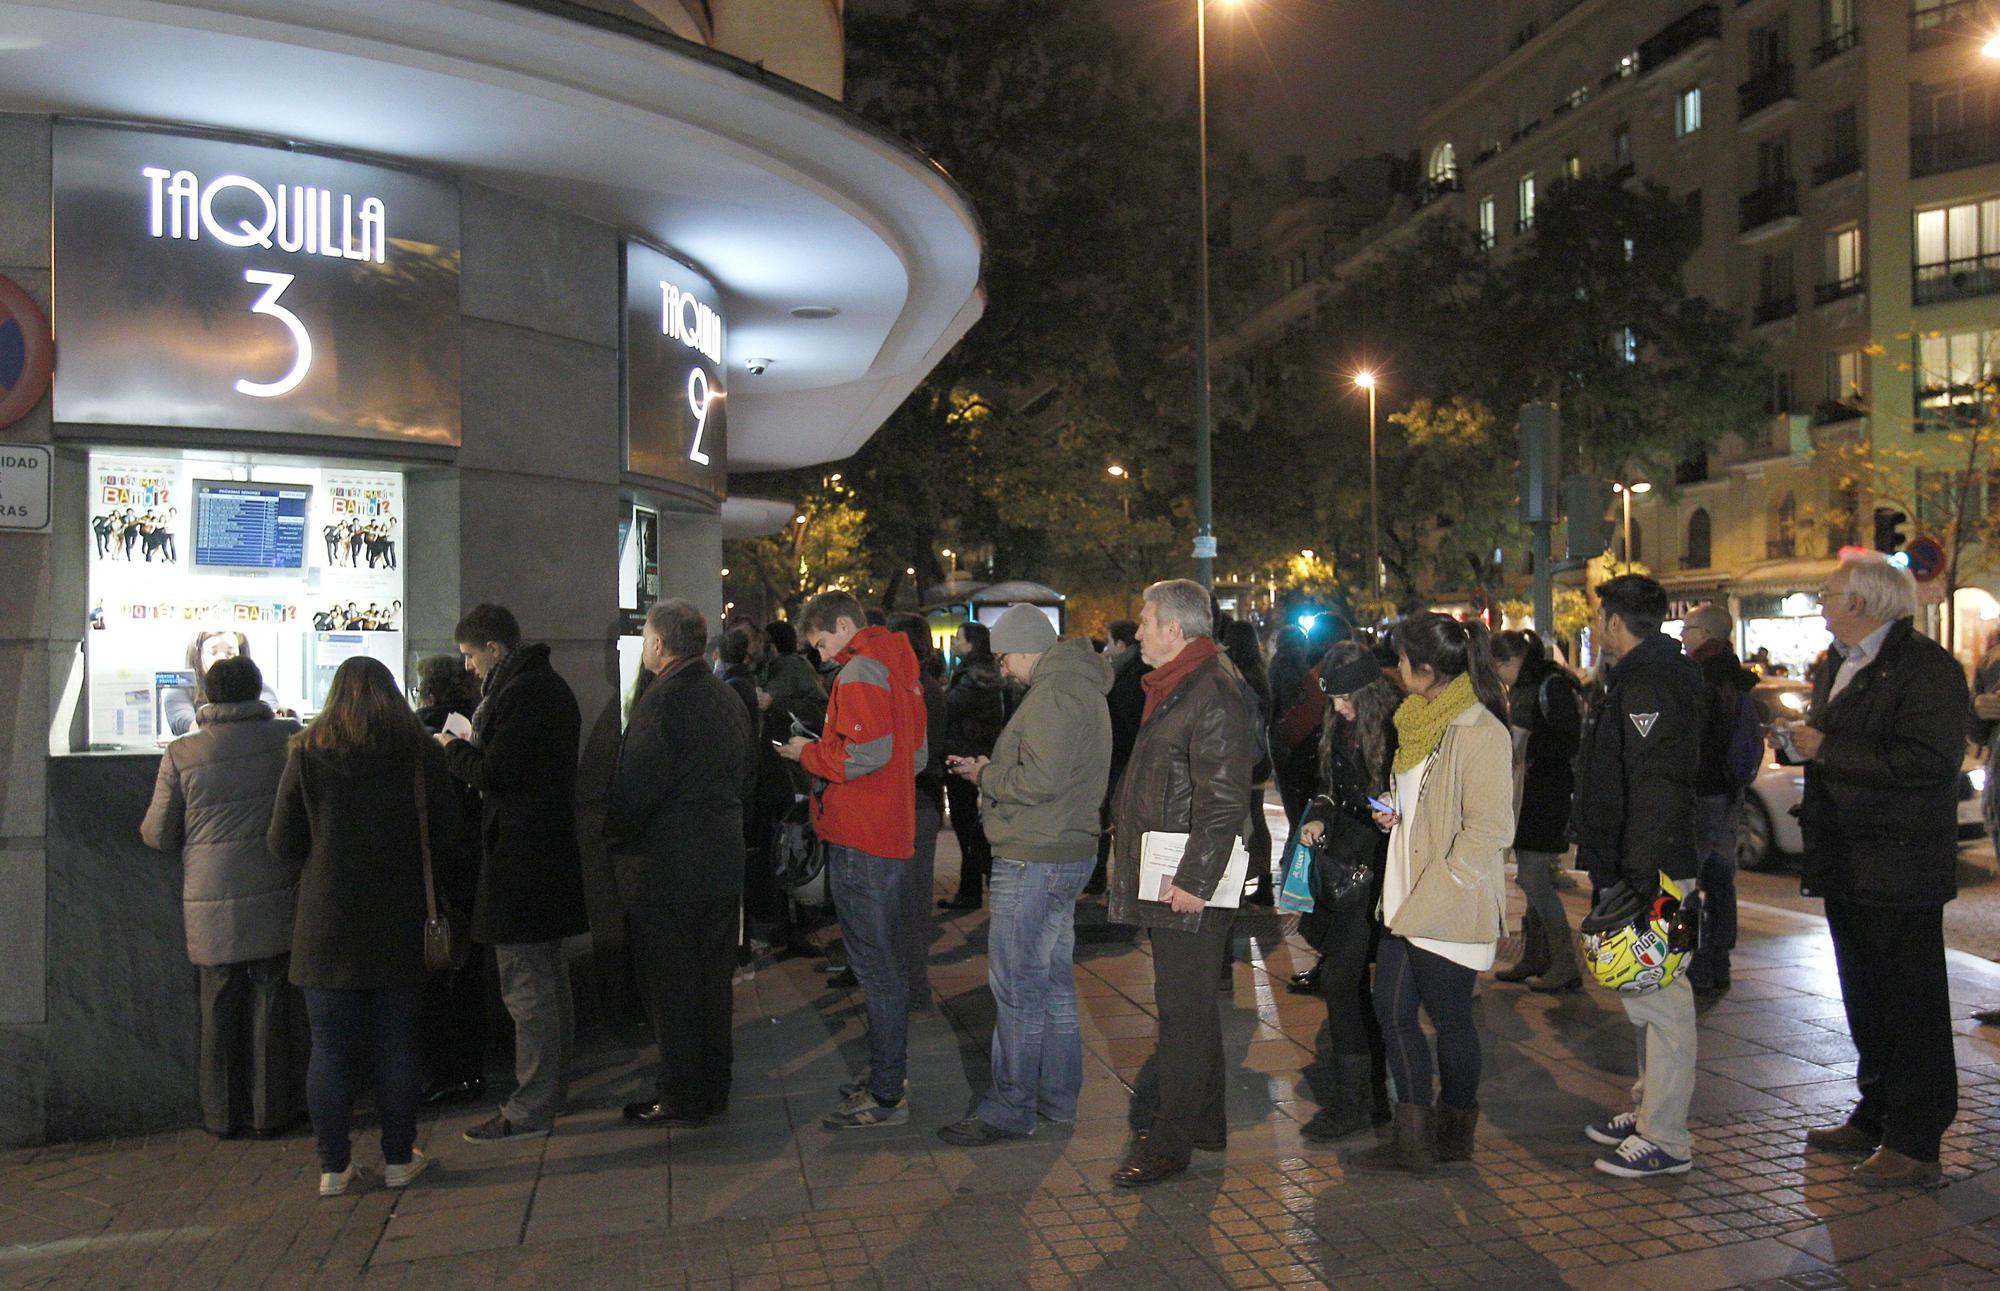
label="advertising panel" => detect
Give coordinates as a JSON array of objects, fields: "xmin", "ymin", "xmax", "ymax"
[{"xmin": 53, "ymin": 122, "xmax": 461, "ymax": 444}]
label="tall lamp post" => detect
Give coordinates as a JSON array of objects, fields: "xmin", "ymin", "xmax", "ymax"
[
  {"xmin": 1107, "ymin": 463, "xmax": 1131, "ymax": 521},
  {"xmin": 1355, "ymin": 369, "xmax": 1379, "ymax": 597},
  {"xmin": 1192, "ymin": 0, "xmax": 1240, "ymax": 589},
  {"xmin": 1612, "ymin": 479, "xmax": 1651, "ymax": 569}
]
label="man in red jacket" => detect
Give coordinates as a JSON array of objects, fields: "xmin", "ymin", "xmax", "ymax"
[{"xmin": 778, "ymin": 589, "xmax": 928, "ymax": 1128}]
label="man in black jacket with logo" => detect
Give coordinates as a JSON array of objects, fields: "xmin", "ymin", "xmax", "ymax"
[
  {"xmin": 609, "ymin": 600, "xmax": 753, "ymax": 1126},
  {"xmin": 1572, "ymin": 574, "xmax": 1704, "ymax": 1180},
  {"xmin": 438, "ymin": 603, "xmax": 590, "ymax": 1144},
  {"xmin": 1788, "ymin": 553, "xmax": 1967, "ymax": 1188}
]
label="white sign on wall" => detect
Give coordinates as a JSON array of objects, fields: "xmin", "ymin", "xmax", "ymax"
[{"xmin": 0, "ymin": 445, "xmax": 50, "ymax": 531}]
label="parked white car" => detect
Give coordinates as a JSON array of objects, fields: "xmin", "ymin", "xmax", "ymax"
[{"xmin": 1737, "ymin": 678, "xmax": 1986, "ymax": 871}]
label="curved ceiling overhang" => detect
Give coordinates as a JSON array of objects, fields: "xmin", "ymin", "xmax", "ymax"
[{"xmin": 0, "ymin": 0, "xmax": 985, "ymax": 470}]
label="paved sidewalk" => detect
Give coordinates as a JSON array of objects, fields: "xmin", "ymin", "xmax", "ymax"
[{"xmin": 11, "ymin": 842, "xmax": 2000, "ymax": 1290}]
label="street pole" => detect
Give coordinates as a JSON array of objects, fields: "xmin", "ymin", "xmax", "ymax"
[
  {"xmin": 1366, "ymin": 378, "xmax": 1379, "ymax": 598},
  {"xmin": 1620, "ymin": 485, "xmax": 1632, "ymax": 570},
  {"xmin": 1192, "ymin": 0, "xmax": 1215, "ymax": 590}
]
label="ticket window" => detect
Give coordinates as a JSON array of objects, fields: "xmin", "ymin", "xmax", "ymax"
[
  {"xmin": 84, "ymin": 450, "xmax": 406, "ymax": 749},
  {"xmin": 615, "ymin": 504, "xmax": 660, "ymax": 722}
]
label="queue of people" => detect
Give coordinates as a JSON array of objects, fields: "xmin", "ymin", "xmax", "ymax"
[{"xmin": 134, "ymin": 549, "xmax": 1976, "ymax": 1200}]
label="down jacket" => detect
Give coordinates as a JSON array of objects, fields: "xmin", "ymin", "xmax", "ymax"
[
  {"xmin": 140, "ymin": 701, "xmax": 301, "ymax": 966},
  {"xmin": 605, "ymin": 658, "xmax": 754, "ymax": 904}
]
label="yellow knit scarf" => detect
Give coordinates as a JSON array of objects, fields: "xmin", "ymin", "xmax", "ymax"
[{"xmin": 1391, "ymin": 672, "xmax": 1478, "ymax": 774}]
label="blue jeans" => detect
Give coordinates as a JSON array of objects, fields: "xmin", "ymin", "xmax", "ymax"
[
  {"xmin": 303, "ymin": 985, "xmax": 423, "ymax": 1173},
  {"xmin": 977, "ymin": 856, "xmax": 1095, "ymax": 1135},
  {"xmin": 829, "ymin": 844, "xmax": 909, "ymax": 1104},
  {"xmin": 1373, "ymin": 935, "xmax": 1480, "ymax": 1110}
]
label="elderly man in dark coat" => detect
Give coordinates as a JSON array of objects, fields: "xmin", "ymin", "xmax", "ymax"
[
  {"xmin": 609, "ymin": 600, "xmax": 755, "ymax": 1127},
  {"xmin": 1789, "ymin": 553, "xmax": 1969, "ymax": 1188}
]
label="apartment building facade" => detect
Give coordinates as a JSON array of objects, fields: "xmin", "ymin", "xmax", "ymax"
[{"xmin": 1241, "ymin": 0, "xmax": 2000, "ymax": 665}]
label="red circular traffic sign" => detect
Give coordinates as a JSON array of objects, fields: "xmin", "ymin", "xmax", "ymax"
[
  {"xmin": 1906, "ymin": 537, "xmax": 1947, "ymax": 583},
  {"xmin": 0, "ymin": 274, "xmax": 53, "ymax": 429}
]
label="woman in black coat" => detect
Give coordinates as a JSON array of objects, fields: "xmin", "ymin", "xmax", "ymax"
[
  {"xmin": 1491, "ymin": 632, "xmax": 1583, "ymax": 990},
  {"xmin": 269, "ymin": 657, "xmax": 468, "ymax": 1199},
  {"xmin": 413, "ymin": 655, "xmax": 487, "ymax": 1106},
  {"xmin": 1290, "ymin": 642, "xmax": 1397, "ymax": 1142}
]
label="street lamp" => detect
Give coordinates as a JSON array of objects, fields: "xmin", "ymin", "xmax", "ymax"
[
  {"xmin": 942, "ymin": 547, "xmax": 957, "ymax": 578},
  {"xmin": 1191, "ymin": 0, "xmax": 1242, "ymax": 589},
  {"xmin": 1612, "ymin": 479, "xmax": 1651, "ymax": 568},
  {"xmin": 1354, "ymin": 369, "xmax": 1380, "ymax": 597},
  {"xmin": 1984, "ymin": 31, "xmax": 2000, "ymax": 57},
  {"xmin": 1107, "ymin": 463, "xmax": 1131, "ymax": 520}
]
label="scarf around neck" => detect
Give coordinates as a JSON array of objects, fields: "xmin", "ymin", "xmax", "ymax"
[
  {"xmin": 1391, "ymin": 671, "xmax": 1478, "ymax": 774},
  {"xmin": 1141, "ymin": 637, "xmax": 1220, "ymax": 723}
]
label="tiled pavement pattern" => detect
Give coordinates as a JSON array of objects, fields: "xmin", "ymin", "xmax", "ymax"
[{"xmin": 13, "ymin": 843, "xmax": 2000, "ymax": 1289}]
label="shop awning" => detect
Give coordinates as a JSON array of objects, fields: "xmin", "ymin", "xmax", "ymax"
[
  {"xmin": 1723, "ymin": 557, "xmax": 1840, "ymax": 594},
  {"xmin": 0, "ymin": 0, "xmax": 985, "ymax": 472}
]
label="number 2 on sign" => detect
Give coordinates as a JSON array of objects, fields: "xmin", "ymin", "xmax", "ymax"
[
  {"xmin": 235, "ymin": 269, "xmax": 313, "ymax": 399},
  {"xmin": 687, "ymin": 367, "xmax": 720, "ymax": 466}
]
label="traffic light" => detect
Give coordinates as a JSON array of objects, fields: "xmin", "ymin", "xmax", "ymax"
[
  {"xmin": 1564, "ymin": 474, "xmax": 1613, "ymax": 561},
  {"xmin": 1872, "ymin": 507, "xmax": 1908, "ymax": 555},
  {"xmin": 1517, "ymin": 403, "xmax": 1560, "ymax": 525}
]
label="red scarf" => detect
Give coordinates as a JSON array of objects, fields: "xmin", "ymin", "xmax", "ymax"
[{"xmin": 1141, "ymin": 637, "xmax": 1221, "ymax": 723}]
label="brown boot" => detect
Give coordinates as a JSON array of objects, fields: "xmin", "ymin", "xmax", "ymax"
[
  {"xmin": 1529, "ymin": 916, "xmax": 1584, "ymax": 993},
  {"xmin": 1493, "ymin": 909, "xmax": 1547, "ymax": 983},
  {"xmin": 1436, "ymin": 1103, "xmax": 1479, "ymax": 1163},
  {"xmin": 1355, "ymin": 1102, "xmax": 1435, "ymax": 1173}
]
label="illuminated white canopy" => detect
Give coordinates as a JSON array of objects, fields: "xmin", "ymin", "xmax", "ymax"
[{"xmin": 0, "ymin": 0, "xmax": 986, "ymax": 471}]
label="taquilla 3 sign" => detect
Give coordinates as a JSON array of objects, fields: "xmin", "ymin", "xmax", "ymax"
[{"xmin": 53, "ymin": 122, "xmax": 463, "ymax": 444}]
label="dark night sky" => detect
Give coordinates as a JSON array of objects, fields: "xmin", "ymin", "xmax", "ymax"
[{"xmin": 1099, "ymin": 0, "xmax": 1498, "ymax": 175}]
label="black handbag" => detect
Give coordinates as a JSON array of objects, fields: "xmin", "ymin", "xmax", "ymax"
[
  {"xmin": 416, "ymin": 756, "xmax": 469, "ymax": 974},
  {"xmin": 1311, "ymin": 807, "xmax": 1378, "ymax": 907}
]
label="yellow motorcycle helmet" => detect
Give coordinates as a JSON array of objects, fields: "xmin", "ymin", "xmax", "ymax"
[{"xmin": 1579, "ymin": 873, "xmax": 1696, "ymax": 995}]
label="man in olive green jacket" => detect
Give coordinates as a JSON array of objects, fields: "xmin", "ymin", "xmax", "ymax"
[{"xmin": 938, "ymin": 605, "xmax": 1112, "ymax": 1146}]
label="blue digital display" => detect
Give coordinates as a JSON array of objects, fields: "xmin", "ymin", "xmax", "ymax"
[{"xmin": 193, "ymin": 480, "xmax": 310, "ymax": 571}]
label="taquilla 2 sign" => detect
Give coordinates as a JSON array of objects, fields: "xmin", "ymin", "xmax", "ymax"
[
  {"xmin": 624, "ymin": 239, "xmax": 728, "ymax": 496},
  {"xmin": 52, "ymin": 122, "xmax": 463, "ymax": 444}
]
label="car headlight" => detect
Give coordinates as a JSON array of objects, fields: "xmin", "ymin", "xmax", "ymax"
[
  {"xmin": 1779, "ymin": 692, "xmax": 1807, "ymax": 713},
  {"xmin": 1973, "ymin": 768, "xmax": 1989, "ymax": 793}
]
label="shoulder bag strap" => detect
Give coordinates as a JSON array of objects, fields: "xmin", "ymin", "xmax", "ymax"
[{"xmin": 416, "ymin": 752, "xmax": 439, "ymax": 922}]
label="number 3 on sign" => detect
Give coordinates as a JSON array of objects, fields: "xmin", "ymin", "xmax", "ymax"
[
  {"xmin": 687, "ymin": 367, "xmax": 720, "ymax": 466},
  {"xmin": 235, "ymin": 269, "xmax": 313, "ymax": 399}
]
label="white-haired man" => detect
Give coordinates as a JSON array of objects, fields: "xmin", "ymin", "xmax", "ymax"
[
  {"xmin": 1105, "ymin": 579, "xmax": 1255, "ymax": 1187},
  {"xmin": 1785, "ymin": 552, "xmax": 1967, "ymax": 1188}
]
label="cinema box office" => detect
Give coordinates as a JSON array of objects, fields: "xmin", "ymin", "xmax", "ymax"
[{"xmin": 0, "ymin": 117, "xmax": 740, "ymax": 1130}]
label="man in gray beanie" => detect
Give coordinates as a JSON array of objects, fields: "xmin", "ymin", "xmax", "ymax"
[{"xmin": 938, "ymin": 604, "xmax": 1113, "ymax": 1145}]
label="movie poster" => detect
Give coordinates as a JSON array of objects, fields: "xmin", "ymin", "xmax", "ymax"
[
  {"xmin": 310, "ymin": 471, "xmax": 403, "ymax": 631},
  {"xmin": 90, "ymin": 457, "xmax": 181, "ymax": 566}
]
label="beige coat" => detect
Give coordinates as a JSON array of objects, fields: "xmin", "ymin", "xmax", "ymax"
[{"xmin": 1383, "ymin": 704, "xmax": 1515, "ymax": 945}]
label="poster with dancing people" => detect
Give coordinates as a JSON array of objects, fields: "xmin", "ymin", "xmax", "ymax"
[
  {"xmin": 312, "ymin": 472, "xmax": 403, "ymax": 630},
  {"xmin": 91, "ymin": 458, "xmax": 179, "ymax": 564}
]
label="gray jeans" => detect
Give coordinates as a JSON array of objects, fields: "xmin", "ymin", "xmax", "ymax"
[
  {"xmin": 1514, "ymin": 848, "xmax": 1571, "ymax": 942},
  {"xmin": 493, "ymin": 940, "xmax": 574, "ymax": 1131},
  {"xmin": 198, "ymin": 955, "xmax": 296, "ymax": 1134},
  {"xmin": 1623, "ymin": 974, "xmax": 1696, "ymax": 1158}
]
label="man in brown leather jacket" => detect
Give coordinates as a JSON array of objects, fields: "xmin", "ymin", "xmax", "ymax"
[{"xmin": 1107, "ymin": 579, "xmax": 1256, "ymax": 1186}]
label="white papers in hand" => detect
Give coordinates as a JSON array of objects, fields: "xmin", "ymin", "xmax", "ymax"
[
  {"xmin": 1138, "ymin": 831, "xmax": 1250, "ymax": 909},
  {"xmin": 442, "ymin": 712, "xmax": 474, "ymax": 741}
]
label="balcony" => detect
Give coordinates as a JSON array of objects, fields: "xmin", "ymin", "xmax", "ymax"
[
  {"xmin": 1413, "ymin": 173, "xmax": 1462, "ymax": 209},
  {"xmin": 1811, "ymin": 27, "xmax": 1860, "ymax": 65},
  {"xmin": 1813, "ymin": 399, "xmax": 1866, "ymax": 426},
  {"xmin": 1737, "ymin": 63, "xmax": 1796, "ymax": 121},
  {"xmin": 1914, "ymin": 254, "xmax": 2000, "ymax": 304},
  {"xmin": 1912, "ymin": 123, "xmax": 2000, "ymax": 178},
  {"xmin": 1814, "ymin": 274, "xmax": 1865, "ymax": 305},
  {"xmin": 1515, "ymin": 215, "xmax": 1537, "ymax": 235},
  {"xmin": 1752, "ymin": 294, "xmax": 1798, "ymax": 325},
  {"xmin": 1738, "ymin": 179, "xmax": 1799, "ymax": 234},
  {"xmin": 1639, "ymin": 4, "xmax": 1722, "ymax": 75},
  {"xmin": 1812, "ymin": 150, "xmax": 1862, "ymax": 186},
  {"xmin": 1608, "ymin": 160, "xmax": 1637, "ymax": 183},
  {"xmin": 1912, "ymin": 0, "xmax": 1986, "ymax": 50}
]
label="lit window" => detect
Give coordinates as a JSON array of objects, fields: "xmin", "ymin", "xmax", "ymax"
[
  {"xmin": 1564, "ymin": 153, "xmax": 1583, "ymax": 180},
  {"xmin": 1916, "ymin": 328, "xmax": 2000, "ymax": 418},
  {"xmin": 1826, "ymin": 226, "xmax": 1862, "ymax": 285},
  {"xmin": 1615, "ymin": 326, "xmax": 1639, "ymax": 364},
  {"xmin": 1518, "ymin": 173, "xmax": 1536, "ymax": 230},
  {"xmin": 1477, "ymin": 195, "xmax": 1496, "ymax": 248},
  {"xmin": 1675, "ymin": 86, "xmax": 1703, "ymax": 137},
  {"xmin": 1826, "ymin": 349, "xmax": 1864, "ymax": 401}
]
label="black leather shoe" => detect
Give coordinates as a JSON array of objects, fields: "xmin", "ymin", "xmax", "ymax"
[
  {"xmin": 623, "ymin": 1101, "xmax": 710, "ymax": 1127},
  {"xmin": 1287, "ymin": 964, "xmax": 1322, "ymax": 996},
  {"xmin": 1112, "ymin": 1150, "xmax": 1188, "ymax": 1187},
  {"xmin": 938, "ymin": 1117, "xmax": 1026, "ymax": 1146}
]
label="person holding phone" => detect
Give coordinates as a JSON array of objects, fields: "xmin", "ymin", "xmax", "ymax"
[
  {"xmin": 1288, "ymin": 641, "xmax": 1397, "ymax": 1144},
  {"xmin": 1361, "ymin": 614, "xmax": 1514, "ymax": 1174}
]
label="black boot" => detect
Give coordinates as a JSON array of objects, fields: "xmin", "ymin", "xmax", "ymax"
[
  {"xmin": 1436, "ymin": 1103, "xmax": 1479, "ymax": 1163},
  {"xmin": 1355, "ymin": 1103, "xmax": 1436, "ymax": 1173},
  {"xmin": 1302, "ymin": 1055, "xmax": 1376, "ymax": 1142},
  {"xmin": 1493, "ymin": 908, "xmax": 1547, "ymax": 983}
]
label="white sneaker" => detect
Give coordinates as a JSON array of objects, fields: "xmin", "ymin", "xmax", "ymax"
[
  {"xmin": 318, "ymin": 1163, "xmax": 363, "ymax": 1197},
  {"xmin": 383, "ymin": 1149, "xmax": 430, "ymax": 1189}
]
